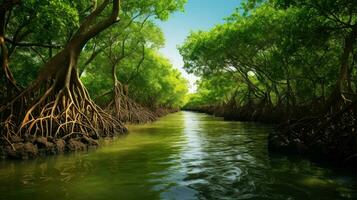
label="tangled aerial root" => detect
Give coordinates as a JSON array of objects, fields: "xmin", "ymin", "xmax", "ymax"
[
  {"xmin": 104, "ymin": 83, "xmax": 179, "ymax": 124},
  {"xmin": 19, "ymin": 86, "xmax": 126, "ymax": 139},
  {"xmin": 0, "ymin": 79, "xmax": 127, "ymax": 159},
  {"xmin": 106, "ymin": 96, "xmax": 158, "ymax": 124},
  {"xmin": 270, "ymin": 100, "xmax": 357, "ymax": 164},
  {"xmin": 106, "ymin": 82, "xmax": 157, "ymax": 124}
]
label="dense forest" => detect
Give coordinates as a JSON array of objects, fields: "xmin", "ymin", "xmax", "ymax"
[
  {"xmin": 1, "ymin": 0, "xmax": 357, "ymax": 199},
  {"xmin": 0, "ymin": 0, "xmax": 188, "ymax": 159},
  {"xmin": 181, "ymin": 0, "xmax": 357, "ymax": 163},
  {"xmin": 0, "ymin": 0, "xmax": 356, "ymax": 165}
]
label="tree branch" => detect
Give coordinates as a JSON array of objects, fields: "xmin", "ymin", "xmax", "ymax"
[{"xmin": 5, "ymin": 38, "xmax": 62, "ymax": 49}]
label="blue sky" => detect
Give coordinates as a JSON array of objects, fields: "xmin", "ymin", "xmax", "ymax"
[{"xmin": 157, "ymin": 0, "xmax": 242, "ymax": 93}]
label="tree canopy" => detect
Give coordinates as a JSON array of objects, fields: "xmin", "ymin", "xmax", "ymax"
[{"xmin": 181, "ymin": 0, "xmax": 356, "ymax": 114}]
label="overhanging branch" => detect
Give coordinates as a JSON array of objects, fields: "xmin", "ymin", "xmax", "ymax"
[{"xmin": 5, "ymin": 38, "xmax": 62, "ymax": 49}]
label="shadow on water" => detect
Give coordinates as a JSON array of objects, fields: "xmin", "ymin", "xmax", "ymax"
[{"xmin": 0, "ymin": 111, "xmax": 356, "ymax": 200}]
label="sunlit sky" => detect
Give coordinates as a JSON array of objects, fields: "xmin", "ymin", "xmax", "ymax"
[{"xmin": 158, "ymin": 0, "xmax": 242, "ymax": 93}]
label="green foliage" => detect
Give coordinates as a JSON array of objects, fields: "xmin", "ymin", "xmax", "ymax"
[
  {"xmin": 5, "ymin": 0, "xmax": 188, "ymax": 109},
  {"xmin": 7, "ymin": 0, "xmax": 87, "ymax": 86},
  {"xmin": 78, "ymin": 0, "xmax": 188, "ymax": 108},
  {"xmin": 181, "ymin": 1, "xmax": 356, "ymax": 110},
  {"xmin": 126, "ymin": 51, "xmax": 189, "ymax": 108}
]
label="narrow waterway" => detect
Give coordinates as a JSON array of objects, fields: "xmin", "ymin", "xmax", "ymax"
[{"xmin": 0, "ymin": 111, "xmax": 356, "ymax": 200}]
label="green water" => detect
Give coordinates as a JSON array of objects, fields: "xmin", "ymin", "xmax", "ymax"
[{"xmin": 0, "ymin": 111, "xmax": 356, "ymax": 200}]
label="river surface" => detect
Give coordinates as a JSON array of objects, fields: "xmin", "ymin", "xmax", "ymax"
[{"xmin": 0, "ymin": 111, "xmax": 356, "ymax": 200}]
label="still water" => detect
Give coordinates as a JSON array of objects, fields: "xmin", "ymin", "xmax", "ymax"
[{"xmin": 0, "ymin": 111, "xmax": 356, "ymax": 200}]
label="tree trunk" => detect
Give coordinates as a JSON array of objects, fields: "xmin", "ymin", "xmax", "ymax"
[
  {"xmin": 325, "ymin": 27, "xmax": 357, "ymax": 111},
  {"xmin": 0, "ymin": 0, "xmax": 20, "ymax": 102},
  {"xmin": 338, "ymin": 27, "xmax": 357, "ymax": 93},
  {"xmin": 112, "ymin": 62, "xmax": 122, "ymax": 118},
  {"xmin": 0, "ymin": 0, "xmax": 126, "ymax": 144}
]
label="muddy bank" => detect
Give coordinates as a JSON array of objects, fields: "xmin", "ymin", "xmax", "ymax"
[
  {"xmin": 0, "ymin": 108, "xmax": 178, "ymax": 160},
  {"xmin": 0, "ymin": 136, "xmax": 100, "ymax": 159},
  {"xmin": 269, "ymin": 102, "xmax": 357, "ymax": 166}
]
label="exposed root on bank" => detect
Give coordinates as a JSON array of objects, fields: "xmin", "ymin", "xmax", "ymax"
[
  {"xmin": 0, "ymin": 0, "xmax": 125, "ymax": 159},
  {"xmin": 0, "ymin": 73, "xmax": 127, "ymax": 159},
  {"xmin": 105, "ymin": 81, "xmax": 157, "ymax": 124},
  {"xmin": 270, "ymin": 98, "xmax": 357, "ymax": 164}
]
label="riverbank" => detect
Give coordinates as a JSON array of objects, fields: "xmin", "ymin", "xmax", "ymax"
[
  {"xmin": 184, "ymin": 103, "xmax": 357, "ymax": 166},
  {"xmin": 0, "ymin": 108, "xmax": 179, "ymax": 160},
  {"xmin": 269, "ymin": 102, "xmax": 357, "ymax": 166}
]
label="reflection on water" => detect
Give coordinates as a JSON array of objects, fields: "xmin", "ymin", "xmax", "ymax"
[{"xmin": 0, "ymin": 111, "xmax": 356, "ymax": 200}]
